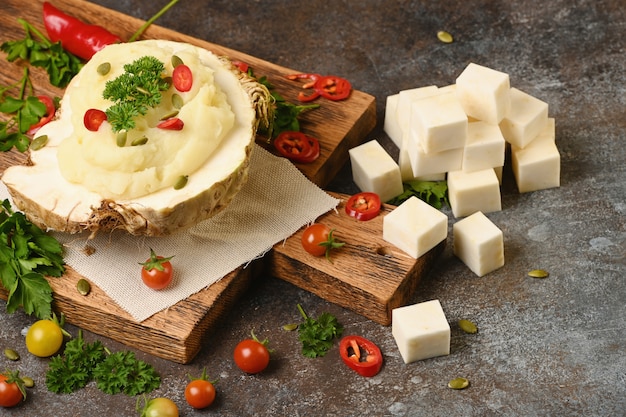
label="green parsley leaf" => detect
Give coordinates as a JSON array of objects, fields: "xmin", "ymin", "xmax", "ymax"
[
  {"xmin": 93, "ymin": 351, "xmax": 161, "ymax": 396},
  {"xmin": 387, "ymin": 180, "xmax": 450, "ymax": 209},
  {"xmin": 0, "ymin": 199, "xmax": 65, "ymax": 319},
  {"xmin": 103, "ymin": 56, "xmax": 169, "ymax": 132},
  {"xmin": 297, "ymin": 304, "xmax": 343, "ymax": 358}
]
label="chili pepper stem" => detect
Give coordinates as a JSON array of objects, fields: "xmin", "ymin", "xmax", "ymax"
[{"xmin": 128, "ymin": 0, "xmax": 180, "ymax": 42}]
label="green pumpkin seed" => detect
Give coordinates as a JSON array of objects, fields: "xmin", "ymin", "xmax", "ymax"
[
  {"xmin": 171, "ymin": 55, "xmax": 184, "ymax": 68},
  {"xmin": 458, "ymin": 319, "xmax": 478, "ymax": 334},
  {"xmin": 76, "ymin": 279, "xmax": 91, "ymax": 296},
  {"xmin": 528, "ymin": 269, "xmax": 549, "ymax": 279},
  {"xmin": 160, "ymin": 110, "xmax": 179, "ymax": 120},
  {"xmin": 22, "ymin": 376, "xmax": 35, "ymax": 388},
  {"xmin": 282, "ymin": 323, "xmax": 298, "ymax": 331},
  {"xmin": 448, "ymin": 377, "xmax": 470, "ymax": 390},
  {"xmin": 116, "ymin": 131, "xmax": 127, "ymax": 147},
  {"xmin": 174, "ymin": 175, "xmax": 188, "ymax": 190},
  {"xmin": 162, "ymin": 76, "xmax": 173, "ymax": 90},
  {"xmin": 97, "ymin": 62, "xmax": 111, "ymax": 76},
  {"xmin": 30, "ymin": 135, "xmax": 49, "ymax": 151},
  {"xmin": 437, "ymin": 30, "xmax": 454, "ymax": 43},
  {"xmin": 131, "ymin": 136, "xmax": 149, "ymax": 146},
  {"xmin": 171, "ymin": 93, "xmax": 184, "ymax": 109},
  {"xmin": 4, "ymin": 348, "xmax": 20, "ymax": 361}
]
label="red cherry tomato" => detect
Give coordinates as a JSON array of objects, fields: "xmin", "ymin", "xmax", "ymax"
[
  {"xmin": 140, "ymin": 248, "xmax": 174, "ymax": 290},
  {"xmin": 184, "ymin": 369, "xmax": 216, "ymax": 410},
  {"xmin": 157, "ymin": 117, "xmax": 184, "ymax": 130},
  {"xmin": 0, "ymin": 372, "xmax": 25, "ymax": 408},
  {"xmin": 345, "ymin": 192, "xmax": 381, "ymax": 221},
  {"xmin": 274, "ymin": 131, "xmax": 320, "ymax": 164},
  {"xmin": 28, "ymin": 95, "xmax": 56, "ymax": 135},
  {"xmin": 233, "ymin": 332, "xmax": 270, "ymax": 374},
  {"xmin": 172, "ymin": 64, "xmax": 193, "ymax": 92},
  {"xmin": 301, "ymin": 223, "xmax": 344, "ymax": 261},
  {"xmin": 83, "ymin": 108, "xmax": 107, "ymax": 131},
  {"xmin": 339, "ymin": 335, "xmax": 383, "ymax": 377}
]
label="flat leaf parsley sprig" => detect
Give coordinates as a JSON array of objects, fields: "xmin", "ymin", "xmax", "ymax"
[
  {"xmin": 0, "ymin": 199, "xmax": 65, "ymax": 319},
  {"xmin": 297, "ymin": 304, "xmax": 343, "ymax": 358}
]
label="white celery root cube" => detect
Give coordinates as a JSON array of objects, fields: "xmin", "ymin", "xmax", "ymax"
[
  {"xmin": 455, "ymin": 62, "xmax": 511, "ymax": 125},
  {"xmin": 453, "ymin": 211, "xmax": 504, "ymax": 277},
  {"xmin": 511, "ymin": 118, "xmax": 560, "ymax": 193},
  {"xmin": 383, "ymin": 94, "xmax": 402, "ymax": 147},
  {"xmin": 349, "ymin": 140, "xmax": 403, "ymax": 203},
  {"xmin": 499, "ymin": 87, "xmax": 549, "ymax": 148},
  {"xmin": 462, "ymin": 121, "xmax": 506, "ymax": 172},
  {"xmin": 448, "ymin": 168, "xmax": 502, "ymax": 218},
  {"xmin": 409, "ymin": 91, "xmax": 468, "ymax": 154},
  {"xmin": 382, "ymin": 196, "xmax": 448, "ymax": 259},
  {"xmin": 392, "ymin": 300, "xmax": 451, "ymax": 364}
]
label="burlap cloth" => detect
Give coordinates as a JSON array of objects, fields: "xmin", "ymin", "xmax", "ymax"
[{"xmin": 0, "ymin": 144, "xmax": 339, "ymax": 321}]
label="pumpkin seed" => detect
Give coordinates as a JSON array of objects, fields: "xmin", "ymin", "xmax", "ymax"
[
  {"xmin": 171, "ymin": 93, "xmax": 184, "ymax": 109},
  {"xmin": 97, "ymin": 62, "xmax": 111, "ymax": 76},
  {"xmin": 448, "ymin": 377, "xmax": 470, "ymax": 390},
  {"xmin": 458, "ymin": 319, "xmax": 478, "ymax": 334},
  {"xmin": 30, "ymin": 135, "xmax": 49, "ymax": 151},
  {"xmin": 116, "ymin": 131, "xmax": 127, "ymax": 147},
  {"xmin": 174, "ymin": 175, "xmax": 188, "ymax": 190},
  {"xmin": 282, "ymin": 323, "xmax": 298, "ymax": 331},
  {"xmin": 162, "ymin": 76, "xmax": 173, "ymax": 90},
  {"xmin": 22, "ymin": 376, "xmax": 35, "ymax": 388},
  {"xmin": 76, "ymin": 279, "xmax": 91, "ymax": 296},
  {"xmin": 4, "ymin": 348, "xmax": 20, "ymax": 361},
  {"xmin": 131, "ymin": 136, "xmax": 148, "ymax": 146},
  {"xmin": 160, "ymin": 110, "xmax": 179, "ymax": 120},
  {"xmin": 528, "ymin": 269, "xmax": 549, "ymax": 279},
  {"xmin": 171, "ymin": 55, "xmax": 184, "ymax": 68},
  {"xmin": 437, "ymin": 30, "xmax": 454, "ymax": 43}
]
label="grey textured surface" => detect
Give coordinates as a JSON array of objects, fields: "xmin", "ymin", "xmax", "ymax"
[{"xmin": 1, "ymin": 0, "xmax": 625, "ymax": 416}]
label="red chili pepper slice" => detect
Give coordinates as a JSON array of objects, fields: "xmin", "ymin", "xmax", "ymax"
[
  {"xmin": 315, "ymin": 75, "xmax": 352, "ymax": 101},
  {"xmin": 173, "ymin": 64, "xmax": 193, "ymax": 92},
  {"xmin": 157, "ymin": 117, "xmax": 184, "ymax": 131},
  {"xmin": 274, "ymin": 131, "xmax": 320, "ymax": 164},
  {"xmin": 231, "ymin": 60, "xmax": 249, "ymax": 74},
  {"xmin": 83, "ymin": 108, "xmax": 107, "ymax": 131},
  {"xmin": 27, "ymin": 95, "xmax": 56, "ymax": 135},
  {"xmin": 339, "ymin": 335, "xmax": 383, "ymax": 377},
  {"xmin": 345, "ymin": 192, "xmax": 381, "ymax": 221},
  {"xmin": 43, "ymin": 2, "xmax": 121, "ymax": 60},
  {"xmin": 286, "ymin": 73, "xmax": 352, "ymax": 102}
]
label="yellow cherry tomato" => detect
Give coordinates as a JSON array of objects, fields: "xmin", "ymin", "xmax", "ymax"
[{"xmin": 26, "ymin": 319, "xmax": 64, "ymax": 357}]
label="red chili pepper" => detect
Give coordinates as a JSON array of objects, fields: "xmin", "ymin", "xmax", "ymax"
[
  {"xmin": 231, "ymin": 60, "xmax": 249, "ymax": 74},
  {"xmin": 286, "ymin": 73, "xmax": 352, "ymax": 102},
  {"xmin": 27, "ymin": 95, "xmax": 56, "ymax": 135},
  {"xmin": 339, "ymin": 335, "xmax": 383, "ymax": 377},
  {"xmin": 42, "ymin": 2, "xmax": 121, "ymax": 60},
  {"xmin": 345, "ymin": 192, "xmax": 381, "ymax": 221},
  {"xmin": 157, "ymin": 117, "xmax": 184, "ymax": 131},
  {"xmin": 274, "ymin": 131, "xmax": 320, "ymax": 164}
]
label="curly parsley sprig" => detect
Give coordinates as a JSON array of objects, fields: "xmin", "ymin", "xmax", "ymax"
[
  {"xmin": 102, "ymin": 56, "xmax": 170, "ymax": 132},
  {"xmin": 297, "ymin": 304, "xmax": 343, "ymax": 358}
]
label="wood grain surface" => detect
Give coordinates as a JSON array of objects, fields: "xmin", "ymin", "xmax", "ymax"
[{"xmin": 0, "ymin": 0, "xmax": 441, "ymax": 363}]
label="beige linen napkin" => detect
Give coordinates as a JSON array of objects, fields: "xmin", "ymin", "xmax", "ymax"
[{"xmin": 1, "ymin": 144, "xmax": 339, "ymax": 321}]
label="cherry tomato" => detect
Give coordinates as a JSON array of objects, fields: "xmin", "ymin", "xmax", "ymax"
[
  {"xmin": 339, "ymin": 335, "xmax": 383, "ymax": 377},
  {"xmin": 345, "ymin": 192, "xmax": 381, "ymax": 221},
  {"xmin": 26, "ymin": 319, "xmax": 64, "ymax": 357},
  {"xmin": 140, "ymin": 397, "xmax": 179, "ymax": 417},
  {"xmin": 184, "ymin": 369, "xmax": 216, "ymax": 409},
  {"xmin": 274, "ymin": 131, "xmax": 320, "ymax": 164},
  {"xmin": 0, "ymin": 373, "xmax": 25, "ymax": 408},
  {"xmin": 140, "ymin": 248, "xmax": 174, "ymax": 290},
  {"xmin": 157, "ymin": 117, "xmax": 184, "ymax": 130},
  {"xmin": 301, "ymin": 223, "xmax": 345, "ymax": 260},
  {"xmin": 84, "ymin": 108, "xmax": 107, "ymax": 131},
  {"xmin": 27, "ymin": 95, "xmax": 56, "ymax": 135},
  {"xmin": 233, "ymin": 332, "xmax": 270, "ymax": 374},
  {"xmin": 172, "ymin": 64, "xmax": 193, "ymax": 92}
]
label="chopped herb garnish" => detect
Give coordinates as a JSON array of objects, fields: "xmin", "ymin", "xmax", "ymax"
[
  {"xmin": 297, "ymin": 304, "xmax": 343, "ymax": 358},
  {"xmin": 387, "ymin": 180, "xmax": 449, "ymax": 209}
]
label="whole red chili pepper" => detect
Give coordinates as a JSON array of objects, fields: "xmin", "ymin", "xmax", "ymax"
[{"xmin": 42, "ymin": 2, "xmax": 121, "ymax": 60}]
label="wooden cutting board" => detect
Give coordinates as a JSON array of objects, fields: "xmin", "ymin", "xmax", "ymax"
[{"xmin": 0, "ymin": 0, "xmax": 441, "ymax": 363}]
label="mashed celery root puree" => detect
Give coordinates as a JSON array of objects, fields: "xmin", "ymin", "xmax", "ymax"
[{"xmin": 57, "ymin": 41, "xmax": 236, "ymax": 200}]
